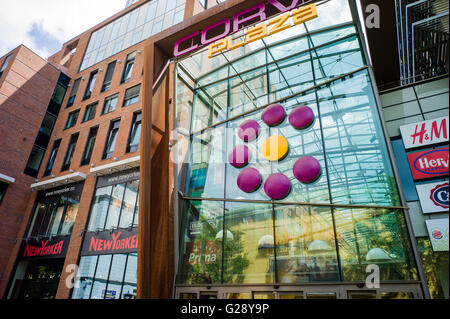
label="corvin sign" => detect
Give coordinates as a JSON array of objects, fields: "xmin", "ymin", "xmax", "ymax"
[
  {"xmin": 416, "ymin": 181, "xmax": 449, "ymax": 214},
  {"xmin": 400, "ymin": 116, "xmax": 448, "ymax": 150},
  {"xmin": 81, "ymin": 228, "xmax": 138, "ymax": 256},
  {"xmin": 407, "ymin": 147, "xmax": 449, "ymax": 180},
  {"xmin": 174, "ymin": 0, "xmax": 317, "ymax": 58}
]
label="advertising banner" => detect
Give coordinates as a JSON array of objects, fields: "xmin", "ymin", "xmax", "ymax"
[
  {"xmin": 81, "ymin": 228, "xmax": 138, "ymax": 256},
  {"xmin": 20, "ymin": 235, "xmax": 71, "ymax": 260},
  {"xmin": 400, "ymin": 116, "xmax": 448, "ymax": 150},
  {"xmin": 425, "ymin": 219, "xmax": 449, "ymax": 252},
  {"xmin": 407, "ymin": 147, "xmax": 449, "ymax": 180},
  {"xmin": 416, "ymin": 181, "xmax": 449, "ymax": 214}
]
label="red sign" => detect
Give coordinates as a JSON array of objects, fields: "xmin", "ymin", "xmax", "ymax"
[
  {"xmin": 21, "ymin": 236, "xmax": 70, "ymax": 260},
  {"xmin": 81, "ymin": 229, "xmax": 138, "ymax": 256},
  {"xmin": 407, "ymin": 147, "xmax": 449, "ymax": 180}
]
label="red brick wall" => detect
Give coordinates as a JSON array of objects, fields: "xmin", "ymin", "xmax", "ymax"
[{"xmin": 0, "ymin": 45, "xmax": 60, "ymax": 297}]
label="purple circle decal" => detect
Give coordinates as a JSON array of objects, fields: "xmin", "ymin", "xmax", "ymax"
[
  {"xmin": 264, "ymin": 173, "xmax": 291, "ymax": 200},
  {"xmin": 293, "ymin": 156, "xmax": 322, "ymax": 184},
  {"xmin": 289, "ymin": 105, "xmax": 315, "ymax": 130},
  {"xmin": 228, "ymin": 145, "xmax": 250, "ymax": 168},
  {"xmin": 238, "ymin": 120, "xmax": 260, "ymax": 142},
  {"xmin": 237, "ymin": 168, "xmax": 262, "ymax": 193},
  {"xmin": 262, "ymin": 104, "xmax": 286, "ymax": 127}
]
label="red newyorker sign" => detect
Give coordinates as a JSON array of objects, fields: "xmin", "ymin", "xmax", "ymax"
[
  {"xmin": 81, "ymin": 229, "xmax": 138, "ymax": 256},
  {"xmin": 21, "ymin": 236, "xmax": 70, "ymax": 260},
  {"xmin": 408, "ymin": 147, "xmax": 449, "ymax": 180}
]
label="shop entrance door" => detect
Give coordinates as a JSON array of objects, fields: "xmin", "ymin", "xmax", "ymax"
[
  {"xmin": 15, "ymin": 259, "xmax": 64, "ymax": 299},
  {"xmin": 176, "ymin": 283, "xmax": 423, "ymax": 299}
]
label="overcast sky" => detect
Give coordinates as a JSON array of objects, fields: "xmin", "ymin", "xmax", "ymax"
[{"xmin": 0, "ymin": 0, "xmax": 126, "ymax": 58}]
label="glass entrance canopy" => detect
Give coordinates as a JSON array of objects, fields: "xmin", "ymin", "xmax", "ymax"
[{"xmin": 174, "ymin": 0, "xmax": 419, "ymax": 286}]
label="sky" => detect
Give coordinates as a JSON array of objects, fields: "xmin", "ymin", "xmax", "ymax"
[{"xmin": 0, "ymin": 0, "xmax": 126, "ymax": 59}]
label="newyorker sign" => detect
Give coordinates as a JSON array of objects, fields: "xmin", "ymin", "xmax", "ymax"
[
  {"xmin": 20, "ymin": 235, "xmax": 70, "ymax": 260},
  {"xmin": 174, "ymin": 0, "xmax": 317, "ymax": 57},
  {"xmin": 81, "ymin": 228, "xmax": 138, "ymax": 256},
  {"xmin": 407, "ymin": 147, "xmax": 449, "ymax": 180}
]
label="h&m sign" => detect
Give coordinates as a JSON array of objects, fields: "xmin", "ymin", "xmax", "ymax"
[{"xmin": 400, "ymin": 116, "xmax": 448, "ymax": 150}]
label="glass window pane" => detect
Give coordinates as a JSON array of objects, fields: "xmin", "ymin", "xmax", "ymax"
[
  {"xmin": 223, "ymin": 202, "xmax": 274, "ymax": 284},
  {"xmin": 72, "ymin": 256, "xmax": 98, "ymax": 299},
  {"xmin": 90, "ymin": 255, "xmax": 112, "ymax": 299},
  {"xmin": 122, "ymin": 253, "xmax": 137, "ymax": 299},
  {"xmin": 119, "ymin": 181, "xmax": 139, "ymax": 228},
  {"xmin": 105, "ymin": 183, "xmax": 126, "ymax": 230},
  {"xmin": 88, "ymin": 186, "xmax": 113, "ymax": 231},
  {"xmin": 334, "ymin": 207, "xmax": 418, "ymax": 282},
  {"xmin": 274, "ymin": 205, "xmax": 339, "ymax": 283},
  {"xmin": 105, "ymin": 254, "xmax": 127, "ymax": 299},
  {"xmin": 60, "ymin": 198, "xmax": 79, "ymax": 235},
  {"xmin": 177, "ymin": 200, "xmax": 223, "ymax": 285}
]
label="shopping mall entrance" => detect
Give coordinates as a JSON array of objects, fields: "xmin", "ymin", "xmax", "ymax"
[{"xmin": 176, "ymin": 283, "xmax": 423, "ymax": 299}]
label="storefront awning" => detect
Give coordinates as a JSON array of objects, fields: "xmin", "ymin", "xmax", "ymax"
[
  {"xmin": 90, "ymin": 156, "xmax": 140, "ymax": 176},
  {"xmin": 31, "ymin": 172, "xmax": 87, "ymax": 191},
  {"xmin": 0, "ymin": 173, "xmax": 16, "ymax": 184}
]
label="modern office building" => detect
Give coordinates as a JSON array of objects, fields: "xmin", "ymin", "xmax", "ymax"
[{"xmin": 0, "ymin": 0, "xmax": 448, "ymax": 300}]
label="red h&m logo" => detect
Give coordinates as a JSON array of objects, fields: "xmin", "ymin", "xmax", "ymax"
[
  {"xmin": 410, "ymin": 118, "xmax": 448, "ymax": 146},
  {"xmin": 407, "ymin": 147, "xmax": 449, "ymax": 180}
]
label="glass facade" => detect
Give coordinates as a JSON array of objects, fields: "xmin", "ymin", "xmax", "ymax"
[
  {"xmin": 80, "ymin": 0, "xmax": 187, "ymax": 71},
  {"xmin": 175, "ymin": 0, "xmax": 419, "ymax": 287}
]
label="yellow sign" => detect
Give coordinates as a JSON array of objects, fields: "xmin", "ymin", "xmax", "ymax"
[
  {"xmin": 208, "ymin": 4, "xmax": 318, "ymax": 59},
  {"xmin": 261, "ymin": 135, "xmax": 289, "ymax": 162}
]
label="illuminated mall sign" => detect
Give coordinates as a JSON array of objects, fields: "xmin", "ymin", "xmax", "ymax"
[
  {"xmin": 174, "ymin": 0, "xmax": 317, "ymax": 58},
  {"xmin": 400, "ymin": 116, "xmax": 449, "ymax": 150}
]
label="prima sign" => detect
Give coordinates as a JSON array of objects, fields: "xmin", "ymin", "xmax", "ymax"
[{"xmin": 174, "ymin": 0, "xmax": 316, "ymax": 58}]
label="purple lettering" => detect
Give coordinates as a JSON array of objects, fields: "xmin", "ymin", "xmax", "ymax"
[{"xmin": 201, "ymin": 19, "xmax": 231, "ymax": 45}]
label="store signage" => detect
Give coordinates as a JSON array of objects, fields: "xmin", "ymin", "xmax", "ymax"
[
  {"xmin": 400, "ymin": 116, "xmax": 448, "ymax": 150},
  {"xmin": 174, "ymin": 0, "xmax": 316, "ymax": 58},
  {"xmin": 81, "ymin": 228, "xmax": 138, "ymax": 256},
  {"xmin": 96, "ymin": 168, "xmax": 139, "ymax": 188},
  {"xmin": 185, "ymin": 241, "xmax": 218, "ymax": 265},
  {"xmin": 425, "ymin": 219, "xmax": 449, "ymax": 252},
  {"xmin": 407, "ymin": 147, "xmax": 449, "ymax": 180},
  {"xmin": 416, "ymin": 182, "xmax": 449, "ymax": 214},
  {"xmin": 21, "ymin": 235, "xmax": 70, "ymax": 260}
]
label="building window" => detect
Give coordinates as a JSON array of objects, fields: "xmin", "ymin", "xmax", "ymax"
[
  {"xmin": 48, "ymin": 83, "xmax": 67, "ymax": 115},
  {"xmin": 199, "ymin": 0, "xmax": 207, "ymax": 9},
  {"xmin": 83, "ymin": 102, "xmax": 98, "ymax": 123},
  {"xmin": 72, "ymin": 253, "xmax": 137, "ymax": 299},
  {"xmin": 65, "ymin": 109, "xmax": 80, "ymax": 129},
  {"xmin": 67, "ymin": 78, "xmax": 81, "ymax": 107},
  {"xmin": 27, "ymin": 185, "xmax": 81, "ymax": 238},
  {"xmin": 123, "ymin": 85, "xmax": 141, "ymax": 107},
  {"xmin": 102, "ymin": 94, "xmax": 119, "ymax": 115},
  {"xmin": 24, "ymin": 145, "xmax": 46, "ymax": 177},
  {"xmin": 0, "ymin": 181, "xmax": 8, "ymax": 205},
  {"xmin": 35, "ymin": 113, "xmax": 57, "ymax": 149},
  {"xmin": 102, "ymin": 61, "xmax": 116, "ymax": 92},
  {"xmin": 127, "ymin": 112, "xmax": 141, "ymax": 153},
  {"xmin": 121, "ymin": 52, "xmax": 136, "ymax": 84},
  {"xmin": 81, "ymin": 126, "xmax": 98, "ymax": 166},
  {"xmin": 103, "ymin": 119, "xmax": 121, "ymax": 160},
  {"xmin": 83, "ymin": 70, "xmax": 98, "ymax": 100},
  {"xmin": 0, "ymin": 53, "xmax": 13, "ymax": 79},
  {"xmin": 44, "ymin": 139, "xmax": 61, "ymax": 177},
  {"xmin": 62, "ymin": 133, "xmax": 79, "ymax": 171},
  {"xmin": 87, "ymin": 179, "xmax": 139, "ymax": 231}
]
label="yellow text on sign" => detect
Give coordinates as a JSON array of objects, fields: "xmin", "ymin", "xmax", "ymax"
[{"xmin": 208, "ymin": 4, "xmax": 318, "ymax": 59}]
